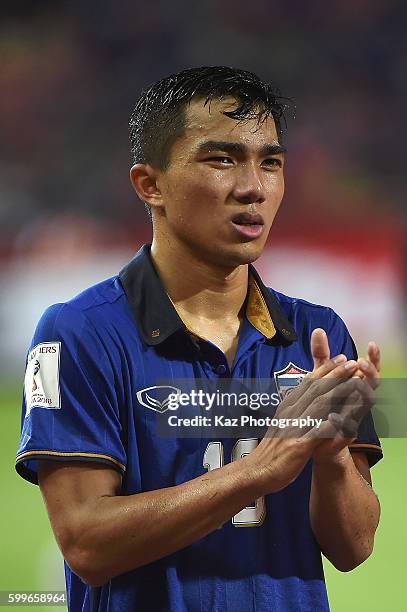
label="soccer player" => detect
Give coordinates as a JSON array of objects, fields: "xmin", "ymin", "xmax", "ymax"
[{"xmin": 16, "ymin": 66, "xmax": 382, "ymax": 612}]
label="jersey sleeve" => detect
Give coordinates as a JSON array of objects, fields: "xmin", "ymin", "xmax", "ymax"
[
  {"xmin": 16, "ymin": 303, "xmax": 127, "ymax": 484},
  {"xmin": 326, "ymin": 309, "xmax": 382, "ymax": 467}
]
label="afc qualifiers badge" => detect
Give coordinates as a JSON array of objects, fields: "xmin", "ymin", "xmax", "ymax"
[{"xmin": 24, "ymin": 342, "xmax": 61, "ymax": 416}]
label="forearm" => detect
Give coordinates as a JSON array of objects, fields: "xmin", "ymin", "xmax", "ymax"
[
  {"xmin": 61, "ymin": 459, "xmax": 259, "ymax": 586},
  {"xmin": 49, "ymin": 433, "xmax": 322, "ymax": 586},
  {"xmin": 309, "ymin": 449, "xmax": 380, "ymax": 571}
]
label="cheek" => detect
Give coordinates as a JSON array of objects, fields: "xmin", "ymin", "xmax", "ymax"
[
  {"xmin": 170, "ymin": 173, "xmax": 229, "ymax": 216},
  {"xmin": 269, "ymin": 171, "xmax": 284, "ymax": 195},
  {"xmin": 279, "ymin": 174, "xmax": 285, "ymax": 198},
  {"xmin": 263, "ymin": 175, "xmax": 285, "ymax": 217},
  {"xmin": 275, "ymin": 181, "xmax": 285, "ymax": 211}
]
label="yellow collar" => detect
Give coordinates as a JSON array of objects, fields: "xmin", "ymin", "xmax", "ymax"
[{"xmin": 246, "ymin": 275, "xmax": 277, "ymax": 339}]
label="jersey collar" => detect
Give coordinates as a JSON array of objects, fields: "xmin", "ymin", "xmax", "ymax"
[{"xmin": 119, "ymin": 245, "xmax": 297, "ymax": 346}]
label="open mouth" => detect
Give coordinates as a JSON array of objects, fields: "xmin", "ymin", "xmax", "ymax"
[
  {"xmin": 230, "ymin": 212, "xmax": 265, "ymax": 239},
  {"xmin": 231, "ymin": 212, "xmax": 264, "ymax": 226}
]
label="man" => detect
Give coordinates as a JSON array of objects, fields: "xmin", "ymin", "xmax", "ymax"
[{"xmin": 16, "ymin": 66, "xmax": 382, "ymax": 611}]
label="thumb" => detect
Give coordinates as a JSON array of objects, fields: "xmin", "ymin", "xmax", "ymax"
[{"xmin": 311, "ymin": 328, "xmax": 330, "ymax": 370}]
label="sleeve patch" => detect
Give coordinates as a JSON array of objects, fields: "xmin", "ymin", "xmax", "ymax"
[{"xmin": 24, "ymin": 342, "xmax": 61, "ymax": 416}]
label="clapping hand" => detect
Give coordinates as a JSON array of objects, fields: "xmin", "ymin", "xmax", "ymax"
[{"xmin": 310, "ymin": 328, "xmax": 381, "ymax": 462}]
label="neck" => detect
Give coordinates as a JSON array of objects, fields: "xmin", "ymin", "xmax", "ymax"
[{"xmin": 150, "ymin": 238, "xmax": 248, "ymax": 322}]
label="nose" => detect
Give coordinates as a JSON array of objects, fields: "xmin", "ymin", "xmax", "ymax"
[{"xmin": 233, "ymin": 163, "xmax": 266, "ymax": 205}]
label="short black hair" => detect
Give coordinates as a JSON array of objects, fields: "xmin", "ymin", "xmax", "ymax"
[
  {"xmin": 130, "ymin": 65, "xmax": 289, "ymax": 168},
  {"xmin": 129, "ymin": 66, "xmax": 290, "ymax": 218}
]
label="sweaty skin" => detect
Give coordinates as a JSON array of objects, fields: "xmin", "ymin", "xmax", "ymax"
[
  {"xmin": 38, "ymin": 351, "xmax": 377, "ymax": 586},
  {"xmin": 38, "ymin": 98, "xmax": 381, "ymax": 586},
  {"xmin": 132, "ymin": 98, "xmax": 285, "ymax": 365}
]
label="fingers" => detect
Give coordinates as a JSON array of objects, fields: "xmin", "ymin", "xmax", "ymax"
[
  {"xmin": 296, "ymin": 375, "xmax": 375, "ymax": 434},
  {"xmin": 304, "ymin": 415, "xmax": 338, "ymax": 441},
  {"xmin": 357, "ymin": 347, "xmax": 381, "ymax": 389},
  {"xmin": 317, "ymin": 413, "xmax": 356, "ymax": 454},
  {"xmin": 299, "ymin": 375, "xmax": 356, "ymax": 422},
  {"xmin": 311, "ymin": 328, "xmax": 330, "ymax": 369},
  {"xmin": 328, "ymin": 411, "xmax": 358, "ymax": 440},
  {"xmin": 277, "ymin": 361, "xmax": 358, "ymax": 425},
  {"xmin": 315, "ymin": 356, "xmax": 359, "ymax": 380},
  {"xmin": 326, "ymin": 378, "xmax": 375, "ymax": 429},
  {"xmin": 367, "ymin": 341, "xmax": 381, "ymax": 373},
  {"xmin": 277, "ymin": 357, "xmax": 358, "ymax": 416},
  {"xmin": 309, "ymin": 353, "xmax": 349, "ymax": 380},
  {"xmin": 275, "ymin": 338, "xmax": 379, "ymax": 429}
]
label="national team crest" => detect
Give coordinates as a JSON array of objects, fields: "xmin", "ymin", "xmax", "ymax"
[{"xmin": 274, "ymin": 362, "xmax": 309, "ymax": 401}]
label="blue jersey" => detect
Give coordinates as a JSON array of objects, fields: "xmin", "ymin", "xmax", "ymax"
[{"xmin": 16, "ymin": 245, "xmax": 382, "ymax": 612}]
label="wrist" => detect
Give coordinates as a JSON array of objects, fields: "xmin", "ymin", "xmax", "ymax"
[
  {"xmin": 313, "ymin": 446, "xmax": 352, "ymax": 472},
  {"xmin": 239, "ymin": 449, "xmax": 279, "ymax": 498}
]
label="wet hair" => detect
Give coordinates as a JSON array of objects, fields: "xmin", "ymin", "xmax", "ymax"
[{"xmin": 129, "ymin": 66, "xmax": 290, "ymax": 218}]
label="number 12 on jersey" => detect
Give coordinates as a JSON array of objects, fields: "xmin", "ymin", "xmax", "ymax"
[{"xmin": 203, "ymin": 439, "xmax": 266, "ymax": 527}]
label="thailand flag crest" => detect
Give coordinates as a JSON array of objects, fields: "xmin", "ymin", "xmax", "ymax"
[{"xmin": 274, "ymin": 362, "xmax": 309, "ymax": 401}]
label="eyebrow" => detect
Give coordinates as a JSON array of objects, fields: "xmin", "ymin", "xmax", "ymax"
[{"xmin": 196, "ymin": 140, "xmax": 287, "ymax": 156}]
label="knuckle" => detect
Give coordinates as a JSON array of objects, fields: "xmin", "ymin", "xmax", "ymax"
[
  {"xmin": 299, "ymin": 377, "xmax": 313, "ymax": 394},
  {"xmin": 349, "ymin": 378, "xmax": 360, "ymax": 392},
  {"xmin": 353, "ymin": 378, "xmax": 363, "ymax": 392},
  {"xmin": 311, "ymin": 395, "xmax": 327, "ymax": 415}
]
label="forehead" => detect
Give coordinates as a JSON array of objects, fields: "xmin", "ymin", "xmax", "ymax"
[{"xmin": 182, "ymin": 97, "xmax": 279, "ymax": 148}]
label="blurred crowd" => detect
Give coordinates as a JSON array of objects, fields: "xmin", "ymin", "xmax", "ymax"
[{"xmin": 0, "ymin": 0, "xmax": 405, "ymax": 262}]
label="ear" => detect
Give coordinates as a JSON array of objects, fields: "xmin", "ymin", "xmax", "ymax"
[{"xmin": 130, "ymin": 164, "xmax": 164, "ymax": 211}]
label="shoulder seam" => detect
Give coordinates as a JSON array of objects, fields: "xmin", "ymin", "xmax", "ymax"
[{"xmin": 266, "ymin": 288, "xmax": 333, "ymax": 312}]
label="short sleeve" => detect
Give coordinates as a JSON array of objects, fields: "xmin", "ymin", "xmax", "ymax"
[
  {"xmin": 326, "ymin": 309, "xmax": 383, "ymax": 467},
  {"xmin": 16, "ymin": 303, "xmax": 127, "ymax": 484}
]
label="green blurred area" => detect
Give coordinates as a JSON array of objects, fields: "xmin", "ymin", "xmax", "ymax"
[
  {"xmin": 1, "ymin": 385, "xmax": 66, "ymax": 612},
  {"xmin": 1, "ymin": 376, "xmax": 405, "ymax": 612}
]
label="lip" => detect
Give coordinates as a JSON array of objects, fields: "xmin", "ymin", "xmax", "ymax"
[
  {"xmin": 230, "ymin": 212, "xmax": 265, "ymax": 240},
  {"xmin": 231, "ymin": 212, "xmax": 264, "ymax": 226}
]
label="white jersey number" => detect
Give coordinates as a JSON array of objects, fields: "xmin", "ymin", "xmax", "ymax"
[{"xmin": 203, "ymin": 439, "xmax": 266, "ymax": 527}]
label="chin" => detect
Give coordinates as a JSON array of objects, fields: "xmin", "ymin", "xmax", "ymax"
[
  {"xmin": 182, "ymin": 234, "xmax": 266, "ymax": 269},
  {"xmin": 217, "ymin": 242, "xmax": 264, "ymax": 267}
]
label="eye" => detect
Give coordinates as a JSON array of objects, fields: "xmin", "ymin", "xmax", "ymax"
[
  {"xmin": 262, "ymin": 158, "xmax": 283, "ymax": 168},
  {"xmin": 206, "ymin": 156, "xmax": 233, "ymax": 165}
]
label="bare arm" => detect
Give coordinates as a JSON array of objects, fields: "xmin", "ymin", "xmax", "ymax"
[
  {"xmin": 38, "ymin": 426, "xmax": 330, "ymax": 587},
  {"xmin": 38, "ymin": 457, "xmax": 259, "ymax": 587},
  {"xmin": 37, "ymin": 356, "xmax": 369, "ymax": 587},
  {"xmin": 309, "ymin": 331, "xmax": 381, "ymax": 571},
  {"xmin": 310, "ymin": 450, "xmax": 380, "ymax": 571}
]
